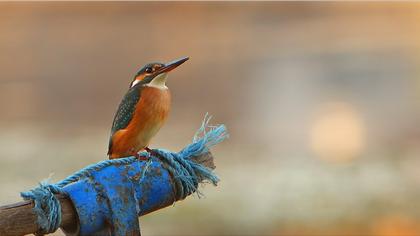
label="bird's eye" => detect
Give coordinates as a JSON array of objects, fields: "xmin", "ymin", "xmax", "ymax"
[{"xmin": 145, "ymin": 67, "xmax": 153, "ymax": 73}]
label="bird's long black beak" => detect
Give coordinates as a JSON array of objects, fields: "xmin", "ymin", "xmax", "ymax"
[{"xmin": 155, "ymin": 56, "xmax": 189, "ymax": 75}]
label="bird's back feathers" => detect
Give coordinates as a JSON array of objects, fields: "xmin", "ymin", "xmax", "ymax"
[{"xmin": 108, "ymin": 85, "xmax": 142, "ymax": 155}]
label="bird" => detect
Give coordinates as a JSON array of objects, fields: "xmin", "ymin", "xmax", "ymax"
[{"xmin": 108, "ymin": 56, "xmax": 189, "ymax": 159}]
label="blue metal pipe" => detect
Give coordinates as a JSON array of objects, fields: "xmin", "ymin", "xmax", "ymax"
[{"xmin": 61, "ymin": 157, "xmax": 177, "ymax": 236}]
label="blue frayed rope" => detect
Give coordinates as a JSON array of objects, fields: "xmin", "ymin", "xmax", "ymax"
[{"xmin": 21, "ymin": 115, "xmax": 227, "ymax": 235}]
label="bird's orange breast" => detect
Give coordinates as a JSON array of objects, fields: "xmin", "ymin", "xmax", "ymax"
[{"xmin": 109, "ymin": 86, "xmax": 171, "ymax": 159}]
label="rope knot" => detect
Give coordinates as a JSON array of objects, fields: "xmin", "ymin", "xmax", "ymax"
[
  {"xmin": 151, "ymin": 114, "xmax": 226, "ymax": 200},
  {"xmin": 21, "ymin": 182, "xmax": 63, "ymax": 235}
]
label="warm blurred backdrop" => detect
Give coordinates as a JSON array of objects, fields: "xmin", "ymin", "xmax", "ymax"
[{"xmin": 1, "ymin": 2, "xmax": 420, "ymax": 236}]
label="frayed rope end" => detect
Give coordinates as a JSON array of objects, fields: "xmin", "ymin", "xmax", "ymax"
[
  {"xmin": 183, "ymin": 113, "xmax": 229, "ymax": 159},
  {"xmin": 20, "ymin": 181, "xmax": 63, "ymax": 235},
  {"xmin": 163, "ymin": 114, "xmax": 228, "ymax": 199}
]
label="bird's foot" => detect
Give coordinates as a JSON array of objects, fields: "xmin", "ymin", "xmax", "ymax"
[
  {"xmin": 135, "ymin": 152, "xmax": 149, "ymax": 161},
  {"xmin": 145, "ymin": 147, "xmax": 160, "ymax": 157}
]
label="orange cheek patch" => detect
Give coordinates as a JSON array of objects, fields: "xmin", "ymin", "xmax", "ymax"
[
  {"xmin": 131, "ymin": 74, "xmax": 146, "ymax": 87},
  {"xmin": 135, "ymin": 74, "xmax": 146, "ymax": 81}
]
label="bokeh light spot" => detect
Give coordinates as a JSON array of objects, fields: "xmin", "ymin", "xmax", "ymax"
[{"xmin": 310, "ymin": 102, "xmax": 366, "ymax": 162}]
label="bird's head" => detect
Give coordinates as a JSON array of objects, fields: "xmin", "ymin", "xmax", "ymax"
[{"xmin": 130, "ymin": 56, "xmax": 189, "ymax": 89}]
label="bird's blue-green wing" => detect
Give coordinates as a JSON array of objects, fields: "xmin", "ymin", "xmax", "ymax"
[{"xmin": 108, "ymin": 86, "xmax": 141, "ymax": 154}]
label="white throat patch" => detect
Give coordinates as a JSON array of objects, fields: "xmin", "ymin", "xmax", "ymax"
[{"xmin": 147, "ymin": 73, "xmax": 168, "ymax": 89}]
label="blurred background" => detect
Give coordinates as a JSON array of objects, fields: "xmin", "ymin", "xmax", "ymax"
[{"xmin": 1, "ymin": 2, "xmax": 420, "ymax": 236}]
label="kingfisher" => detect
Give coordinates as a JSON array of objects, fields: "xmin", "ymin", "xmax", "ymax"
[{"xmin": 108, "ymin": 57, "xmax": 189, "ymax": 159}]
